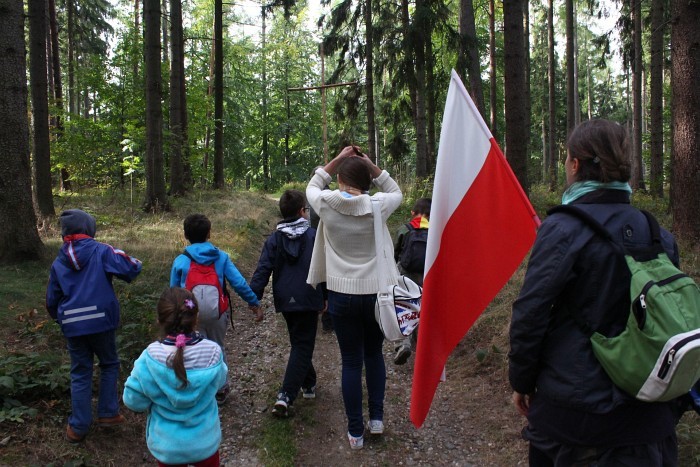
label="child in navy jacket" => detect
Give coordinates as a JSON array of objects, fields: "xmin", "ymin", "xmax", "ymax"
[
  {"xmin": 249, "ymin": 190, "xmax": 326, "ymax": 416},
  {"xmin": 46, "ymin": 209, "xmax": 142, "ymax": 443}
]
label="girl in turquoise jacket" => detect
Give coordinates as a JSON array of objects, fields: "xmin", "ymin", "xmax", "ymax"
[{"xmin": 124, "ymin": 288, "xmax": 227, "ymax": 466}]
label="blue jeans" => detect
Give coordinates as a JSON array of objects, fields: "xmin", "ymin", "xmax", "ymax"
[
  {"xmin": 65, "ymin": 330, "xmax": 120, "ymax": 435},
  {"xmin": 328, "ymin": 291, "xmax": 385, "ymax": 437},
  {"xmin": 280, "ymin": 310, "xmax": 318, "ymax": 404}
]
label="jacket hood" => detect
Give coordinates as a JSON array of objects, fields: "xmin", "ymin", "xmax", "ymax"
[
  {"xmin": 59, "ymin": 237, "xmax": 99, "ymax": 271},
  {"xmin": 143, "ymin": 352, "xmax": 223, "ymax": 410},
  {"xmin": 276, "ymin": 218, "xmax": 309, "ymax": 263},
  {"xmin": 183, "ymin": 242, "xmax": 221, "ymax": 265},
  {"xmin": 60, "ymin": 209, "xmax": 97, "ymax": 238}
]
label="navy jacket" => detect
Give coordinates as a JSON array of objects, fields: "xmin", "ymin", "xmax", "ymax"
[
  {"xmin": 250, "ymin": 220, "xmax": 325, "ymax": 313},
  {"xmin": 509, "ymin": 189, "xmax": 679, "ymax": 446},
  {"xmin": 46, "ymin": 236, "xmax": 142, "ymax": 337}
]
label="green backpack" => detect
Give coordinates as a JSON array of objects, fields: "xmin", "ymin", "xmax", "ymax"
[{"xmin": 549, "ymin": 205, "xmax": 700, "ymax": 402}]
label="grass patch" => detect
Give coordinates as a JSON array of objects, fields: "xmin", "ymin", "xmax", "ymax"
[{"xmin": 258, "ymin": 416, "xmax": 297, "ymax": 466}]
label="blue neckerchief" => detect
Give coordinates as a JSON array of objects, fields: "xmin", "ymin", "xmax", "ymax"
[{"xmin": 562, "ymin": 181, "xmax": 632, "ymax": 205}]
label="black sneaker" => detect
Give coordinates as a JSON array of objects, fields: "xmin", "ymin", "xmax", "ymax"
[
  {"xmin": 301, "ymin": 386, "xmax": 316, "ymax": 399},
  {"xmin": 272, "ymin": 393, "xmax": 291, "ymax": 417},
  {"xmin": 216, "ymin": 385, "xmax": 230, "ymax": 405},
  {"xmin": 393, "ymin": 344, "xmax": 411, "ymax": 365}
]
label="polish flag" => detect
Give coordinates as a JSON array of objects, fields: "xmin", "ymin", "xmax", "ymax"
[{"xmin": 410, "ymin": 70, "xmax": 540, "ymax": 428}]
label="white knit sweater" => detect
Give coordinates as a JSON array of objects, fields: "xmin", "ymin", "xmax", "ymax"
[{"xmin": 306, "ymin": 168, "xmax": 403, "ymax": 295}]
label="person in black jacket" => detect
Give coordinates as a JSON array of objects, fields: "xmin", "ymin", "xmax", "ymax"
[
  {"xmin": 249, "ymin": 189, "xmax": 326, "ymax": 417},
  {"xmin": 509, "ymin": 119, "xmax": 682, "ymax": 466}
]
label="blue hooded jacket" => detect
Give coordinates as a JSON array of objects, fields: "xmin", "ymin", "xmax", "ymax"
[
  {"xmin": 170, "ymin": 242, "xmax": 259, "ymax": 307},
  {"xmin": 46, "ymin": 210, "xmax": 142, "ymax": 337},
  {"xmin": 123, "ymin": 341, "xmax": 227, "ymax": 464}
]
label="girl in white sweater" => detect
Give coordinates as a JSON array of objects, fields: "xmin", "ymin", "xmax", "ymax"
[{"xmin": 306, "ymin": 146, "xmax": 402, "ymax": 450}]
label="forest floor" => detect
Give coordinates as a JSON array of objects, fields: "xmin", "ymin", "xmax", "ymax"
[{"xmin": 0, "ymin": 188, "xmax": 698, "ymax": 466}]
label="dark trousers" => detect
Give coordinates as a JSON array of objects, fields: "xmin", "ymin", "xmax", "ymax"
[
  {"xmin": 280, "ymin": 310, "xmax": 318, "ymax": 404},
  {"xmin": 328, "ymin": 291, "xmax": 386, "ymax": 438}
]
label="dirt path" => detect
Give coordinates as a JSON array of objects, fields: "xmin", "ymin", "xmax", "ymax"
[{"xmin": 219, "ymin": 294, "xmax": 528, "ymax": 466}]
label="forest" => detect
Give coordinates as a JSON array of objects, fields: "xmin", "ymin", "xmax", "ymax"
[{"xmin": 1, "ymin": 0, "xmax": 699, "ymax": 260}]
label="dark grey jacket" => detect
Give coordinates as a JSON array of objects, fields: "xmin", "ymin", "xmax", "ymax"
[{"xmin": 508, "ymin": 189, "xmax": 679, "ymax": 445}]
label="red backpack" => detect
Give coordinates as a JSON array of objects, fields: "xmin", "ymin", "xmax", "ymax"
[{"xmin": 183, "ymin": 251, "xmax": 230, "ymax": 318}]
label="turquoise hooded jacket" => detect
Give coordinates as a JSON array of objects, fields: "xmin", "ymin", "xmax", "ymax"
[{"xmin": 123, "ymin": 344, "xmax": 227, "ymax": 464}]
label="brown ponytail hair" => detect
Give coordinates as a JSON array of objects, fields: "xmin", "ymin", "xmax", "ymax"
[
  {"xmin": 156, "ymin": 287, "xmax": 199, "ymax": 388},
  {"xmin": 567, "ymin": 119, "xmax": 631, "ymax": 183}
]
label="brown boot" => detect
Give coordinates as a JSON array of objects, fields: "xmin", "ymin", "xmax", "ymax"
[
  {"xmin": 96, "ymin": 414, "xmax": 126, "ymax": 427},
  {"xmin": 66, "ymin": 425, "xmax": 85, "ymax": 443}
]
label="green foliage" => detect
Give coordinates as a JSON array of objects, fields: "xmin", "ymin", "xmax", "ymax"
[
  {"xmin": 258, "ymin": 416, "xmax": 297, "ymax": 466},
  {"xmin": 0, "ymin": 353, "xmax": 70, "ymax": 423}
]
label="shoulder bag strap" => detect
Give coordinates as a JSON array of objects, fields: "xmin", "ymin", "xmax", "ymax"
[{"xmin": 371, "ymin": 198, "xmax": 396, "ymax": 288}]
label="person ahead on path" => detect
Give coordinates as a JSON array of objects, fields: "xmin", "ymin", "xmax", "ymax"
[
  {"xmin": 509, "ymin": 119, "xmax": 683, "ymax": 465},
  {"xmin": 249, "ymin": 189, "xmax": 326, "ymax": 417},
  {"xmin": 307, "ymin": 146, "xmax": 403, "ymax": 450},
  {"xmin": 170, "ymin": 213, "xmax": 262, "ymax": 404},
  {"xmin": 46, "ymin": 209, "xmax": 142, "ymax": 443},
  {"xmin": 392, "ymin": 197, "xmax": 431, "ymax": 365},
  {"xmin": 308, "ymin": 165, "xmax": 334, "ymax": 333},
  {"xmin": 123, "ymin": 288, "xmax": 227, "ymax": 467}
]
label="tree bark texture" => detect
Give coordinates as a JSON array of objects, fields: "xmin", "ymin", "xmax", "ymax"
[
  {"xmin": 365, "ymin": 0, "xmax": 378, "ymax": 163},
  {"xmin": 169, "ymin": 0, "xmax": 185, "ymax": 196},
  {"xmin": 458, "ymin": 0, "xmax": 486, "ymax": 116},
  {"xmin": 631, "ymin": 0, "xmax": 645, "ymax": 190},
  {"xmin": 503, "ymin": 0, "xmax": 530, "ymax": 193},
  {"xmin": 670, "ymin": 0, "xmax": 700, "ymax": 244},
  {"xmin": 0, "ymin": 0, "xmax": 44, "ymax": 261},
  {"xmin": 143, "ymin": 0, "xmax": 169, "ymax": 210},
  {"xmin": 213, "ymin": 0, "xmax": 224, "ymax": 189},
  {"xmin": 649, "ymin": 0, "xmax": 664, "ymax": 197},
  {"xmin": 565, "ymin": 0, "xmax": 575, "ymax": 136},
  {"xmin": 413, "ymin": 0, "xmax": 429, "ymax": 178},
  {"xmin": 489, "ymin": 0, "xmax": 498, "ymax": 140},
  {"xmin": 548, "ymin": 0, "xmax": 558, "ymax": 191},
  {"xmin": 29, "ymin": 0, "xmax": 55, "ymax": 218}
]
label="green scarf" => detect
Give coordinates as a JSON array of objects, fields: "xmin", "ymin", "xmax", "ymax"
[{"xmin": 561, "ymin": 181, "xmax": 632, "ymax": 205}]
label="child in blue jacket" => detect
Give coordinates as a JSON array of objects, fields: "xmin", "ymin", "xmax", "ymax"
[
  {"xmin": 124, "ymin": 287, "xmax": 227, "ymax": 467},
  {"xmin": 249, "ymin": 190, "xmax": 326, "ymax": 417},
  {"xmin": 46, "ymin": 209, "xmax": 142, "ymax": 443},
  {"xmin": 170, "ymin": 213, "xmax": 262, "ymax": 404}
]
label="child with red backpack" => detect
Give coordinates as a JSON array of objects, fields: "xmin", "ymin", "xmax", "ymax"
[{"xmin": 170, "ymin": 213, "xmax": 262, "ymax": 404}]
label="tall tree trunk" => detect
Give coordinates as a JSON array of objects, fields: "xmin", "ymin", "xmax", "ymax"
[
  {"xmin": 503, "ymin": 0, "xmax": 529, "ymax": 193},
  {"xmin": 365, "ymin": 0, "xmax": 378, "ymax": 162},
  {"xmin": 632, "ymin": 0, "xmax": 645, "ymax": 190},
  {"xmin": 67, "ymin": 0, "xmax": 76, "ymax": 116},
  {"xmin": 213, "ymin": 0, "xmax": 224, "ymax": 189},
  {"xmin": 169, "ymin": 0, "xmax": 185, "ymax": 196},
  {"xmin": 203, "ymin": 18, "xmax": 215, "ymax": 186},
  {"xmin": 489, "ymin": 0, "xmax": 498, "ymax": 139},
  {"xmin": 565, "ymin": 0, "xmax": 575, "ymax": 135},
  {"xmin": 572, "ymin": 1, "xmax": 580, "ymax": 126},
  {"xmin": 414, "ymin": 0, "xmax": 429, "ymax": 178},
  {"xmin": 48, "ymin": 0, "xmax": 62, "ymax": 131},
  {"xmin": 649, "ymin": 0, "xmax": 664, "ymax": 197},
  {"xmin": 134, "ymin": 0, "xmax": 140, "ymax": 78},
  {"xmin": 401, "ymin": 0, "xmax": 417, "ymax": 125},
  {"xmin": 670, "ymin": 0, "xmax": 700, "ymax": 244},
  {"xmin": 548, "ymin": 0, "xmax": 557, "ymax": 191},
  {"xmin": 425, "ymin": 28, "xmax": 437, "ymax": 171},
  {"xmin": 162, "ymin": 0, "xmax": 169, "ymax": 63},
  {"xmin": 0, "ymin": 0, "xmax": 43, "ymax": 261},
  {"xmin": 29, "ymin": 0, "xmax": 55, "ymax": 219},
  {"xmin": 143, "ymin": 0, "xmax": 169, "ymax": 211},
  {"xmin": 262, "ymin": 6, "xmax": 269, "ymax": 189},
  {"xmin": 523, "ymin": 0, "xmax": 531, "ymax": 167},
  {"xmin": 458, "ymin": 0, "xmax": 486, "ymax": 116}
]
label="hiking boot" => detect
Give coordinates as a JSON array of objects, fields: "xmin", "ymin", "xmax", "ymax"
[
  {"xmin": 66, "ymin": 425, "xmax": 85, "ymax": 443},
  {"xmin": 367, "ymin": 419, "xmax": 384, "ymax": 435},
  {"xmin": 216, "ymin": 385, "xmax": 230, "ymax": 405},
  {"xmin": 301, "ymin": 386, "xmax": 316, "ymax": 399},
  {"xmin": 272, "ymin": 393, "xmax": 291, "ymax": 417},
  {"xmin": 393, "ymin": 344, "xmax": 411, "ymax": 365},
  {"xmin": 347, "ymin": 432, "xmax": 364, "ymax": 450},
  {"xmin": 96, "ymin": 414, "xmax": 126, "ymax": 427}
]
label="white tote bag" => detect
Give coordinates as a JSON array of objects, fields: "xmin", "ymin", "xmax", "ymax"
[{"xmin": 371, "ymin": 199, "xmax": 422, "ymax": 342}]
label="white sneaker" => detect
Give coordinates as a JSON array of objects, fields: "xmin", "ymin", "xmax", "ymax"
[
  {"xmin": 367, "ymin": 419, "xmax": 384, "ymax": 435},
  {"xmin": 347, "ymin": 432, "xmax": 364, "ymax": 450}
]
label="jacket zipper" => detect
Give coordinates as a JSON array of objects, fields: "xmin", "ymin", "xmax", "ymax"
[{"xmin": 657, "ymin": 331, "xmax": 700, "ymax": 379}]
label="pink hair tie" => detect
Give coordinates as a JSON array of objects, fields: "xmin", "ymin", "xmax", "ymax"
[
  {"xmin": 175, "ymin": 334, "xmax": 187, "ymax": 348},
  {"xmin": 184, "ymin": 299, "xmax": 195, "ymax": 310}
]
